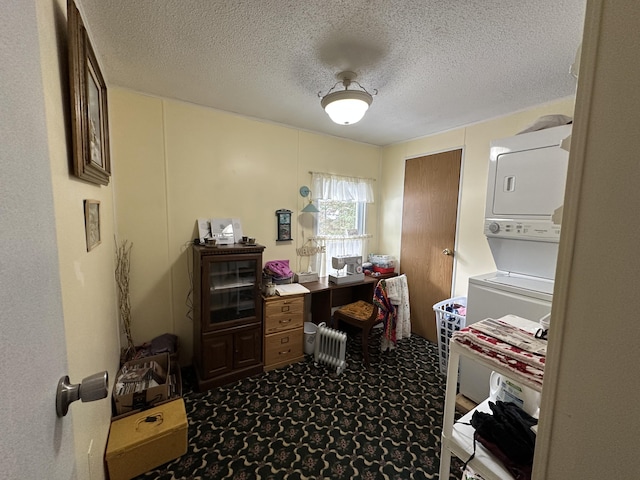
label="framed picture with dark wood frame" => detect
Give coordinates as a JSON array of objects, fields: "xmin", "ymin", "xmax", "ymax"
[
  {"xmin": 68, "ymin": 0, "xmax": 111, "ymax": 186},
  {"xmin": 84, "ymin": 199, "xmax": 101, "ymax": 251}
]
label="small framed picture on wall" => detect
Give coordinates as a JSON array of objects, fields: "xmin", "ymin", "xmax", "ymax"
[
  {"xmin": 84, "ymin": 199, "xmax": 101, "ymax": 251},
  {"xmin": 276, "ymin": 209, "xmax": 292, "ymax": 241}
]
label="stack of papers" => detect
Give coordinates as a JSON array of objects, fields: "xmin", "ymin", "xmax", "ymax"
[{"xmin": 275, "ymin": 283, "xmax": 310, "ymax": 296}]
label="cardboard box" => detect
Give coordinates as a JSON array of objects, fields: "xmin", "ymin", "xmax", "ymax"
[
  {"xmin": 106, "ymin": 399, "xmax": 188, "ymax": 480},
  {"xmin": 113, "ymin": 353, "xmax": 171, "ymax": 415},
  {"xmin": 112, "ymin": 362, "xmax": 182, "ymax": 421}
]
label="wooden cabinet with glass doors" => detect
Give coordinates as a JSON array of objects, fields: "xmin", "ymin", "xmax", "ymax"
[{"xmin": 192, "ymin": 244, "xmax": 265, "ymax": 391}]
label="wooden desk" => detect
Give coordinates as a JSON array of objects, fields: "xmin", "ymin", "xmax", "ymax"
[{"xmin": 304, "ymin": 274, "xmax": 396, "ymax": 327}]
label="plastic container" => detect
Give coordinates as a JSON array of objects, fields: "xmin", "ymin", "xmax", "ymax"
[
  {"xmin": 265, "ymin": 282, "xmax": 276, "ymax": 296},
  {"xmin": 303, "ymin": 322, "xmax": 317, "ymax": 355},
  {"xmin": 262, "ymin": 273, "xmax": 293, "ymax": 290},
  {"xmin": 489, "ymin": 371, "xmax": 541, "ymax": 417},
  {"xmin": 433, "ymin": 296, "xmax": 467, "ymax": 375},
  {"xmin": 373, "ymin": 265, "xmax": 395, "ymax": 274},
  {"xmin": 368, "ymin": 254, "xmax": 396, "ymax": 269}
]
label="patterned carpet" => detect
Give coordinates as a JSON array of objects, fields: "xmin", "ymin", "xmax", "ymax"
[{"xmin": 134, "ymin": 331, "xmax": 463, "ymax": 480}]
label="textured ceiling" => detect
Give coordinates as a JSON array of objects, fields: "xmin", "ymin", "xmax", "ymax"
[{"xmin": 76, "ymin": 0, "xmax": 586, "ymax": 146}]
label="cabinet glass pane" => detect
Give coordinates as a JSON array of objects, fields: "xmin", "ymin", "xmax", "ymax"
[{"xmin": 208, "ymin": 259, "xmax": 257, "ymax": 324}]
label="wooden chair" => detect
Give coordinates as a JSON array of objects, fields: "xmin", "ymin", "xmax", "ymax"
[{"xmin": 332, "ymin": 299, "xmax": 381, "ymax": 368}]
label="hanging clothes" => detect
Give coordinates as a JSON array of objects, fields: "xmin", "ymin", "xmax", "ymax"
[
  {"xmin": 384, "ymin": 274, "xmax": 411, "ymax": 342},
  {"xmin": 373, "ymin": 274, "xmax": 411, "ymax": 351},
  {"xmin": 373, "ymin": 279, "xmax": 396, "ymax": 351}
]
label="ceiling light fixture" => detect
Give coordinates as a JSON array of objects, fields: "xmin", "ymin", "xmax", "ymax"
[{"xmin": 319, "ymin": 71, "xmax": 376, "ymax": 126}]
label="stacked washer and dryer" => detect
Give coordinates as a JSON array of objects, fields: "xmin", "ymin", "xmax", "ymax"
[{"xmin": 460, "ymin": 123, "xmax": 572, "ymax": 404}]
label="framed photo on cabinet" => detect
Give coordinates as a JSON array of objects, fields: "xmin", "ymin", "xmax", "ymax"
[{"xmin": 68, "ymin": 0, "xmax": 111, "ymax": 186}]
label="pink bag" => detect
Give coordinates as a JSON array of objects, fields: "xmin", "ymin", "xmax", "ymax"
[{"xmin": 264, "ymin": 260, "xmax": 293, "ymax": 279}]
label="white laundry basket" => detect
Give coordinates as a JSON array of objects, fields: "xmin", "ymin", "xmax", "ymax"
[{"xmin": 433, "ymin": 296, "xmax": 467, "ymax": 375}]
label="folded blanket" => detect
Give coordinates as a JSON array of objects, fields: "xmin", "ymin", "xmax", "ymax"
[{"xmin": 452, "ymin": 318, "xmax": 546, "ymax": 390}]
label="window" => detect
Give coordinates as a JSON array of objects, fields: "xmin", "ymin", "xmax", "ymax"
[
  {"xmin": 310, "ymin": 173, "xmax": 374, "ymax": 276},
  {"xmin": 316, "ymin": 200, "xmax": 366, "ymax": 237}
]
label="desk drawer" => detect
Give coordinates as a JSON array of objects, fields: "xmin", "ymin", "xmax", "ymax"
[
  {"xmin": 265, "ymin": 296, "xmax": 304, "ymax": 317},
  {"xmin": 265, "ymin": 297, "xmax": 304, "ymax": 334},
  {"xmin": 265, "ymin": 309, "xmax": 303, "ymax": 334},
  {"xmin": 265, "ymin": 327, "xmax": 303, "ymax": 366}
]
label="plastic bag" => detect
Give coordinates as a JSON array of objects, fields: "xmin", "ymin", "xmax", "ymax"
[{"xmin": 264, "ymin": 260, "xmax": 293, "ymax": 279}]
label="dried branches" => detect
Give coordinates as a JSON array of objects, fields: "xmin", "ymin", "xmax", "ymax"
[{"xmin": 115, "ymin": 239, "xmax": 135, "ymax": 361}]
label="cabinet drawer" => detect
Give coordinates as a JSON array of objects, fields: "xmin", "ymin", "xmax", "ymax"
[
  {"xmin": 265, "ymin": 296, "xmax": 304, "ymax": 318},
  {"xmin": 265, "ymin": 309, "xmax": 303, "ymax": 334},
  {"xmin": 264, "ymin": 327, "xmax": 303, "ymax": 366},
  {"xmin": 264, "ymin": 296, "xmax": 304, "ymax": 334}
]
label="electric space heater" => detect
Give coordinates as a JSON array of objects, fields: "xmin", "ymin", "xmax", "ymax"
[{"xmin": 313, "ymin": 322, "xmax": 347, "ymax": 374}]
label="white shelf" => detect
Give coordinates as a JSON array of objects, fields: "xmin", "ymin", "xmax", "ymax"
[
  {"xmin": 445, "ymin": 399, "xmax": 515, "ymax": 480},
  {"xmin": 439, "ymin": 317, "xmax": 543, "ymax": 480}
]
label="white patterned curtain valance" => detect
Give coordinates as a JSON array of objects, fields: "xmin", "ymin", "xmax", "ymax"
[{"xmin": 311, "ymin": 172, "xmax": 375, "ymax": 203}]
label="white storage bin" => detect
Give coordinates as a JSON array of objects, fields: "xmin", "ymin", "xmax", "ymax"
[
  {"xmin": 367, "ymin": 254, "xmax": 396, "ymax": 268},
  {"xmin": 433, "ymin": 296, "xmax": 467, "ymax": 375}
]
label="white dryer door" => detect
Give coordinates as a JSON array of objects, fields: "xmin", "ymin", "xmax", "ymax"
[{"xmin": 491, "ymin": 145, "xmax": 569, "ymax": 217}]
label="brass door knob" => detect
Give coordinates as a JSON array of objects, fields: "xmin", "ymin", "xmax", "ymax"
[{"xmin": 442, "ymin": 248, "xmax": 453, "ymax": 256}]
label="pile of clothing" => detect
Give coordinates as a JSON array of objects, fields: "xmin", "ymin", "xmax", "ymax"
[
  {"xmin": 373, "ymin": 274, "xmax": 411, "ymax": 352},
  {"xmin": 128, "ymin": 333, "xmax": 179, "ymax": 360},
  {"xmin": 263, "ymin": 260, "xmax": 293, "ymax": 283},
  {"xmin": 467, "ymin": 400, "xmax": 538, "ymax": 480}
]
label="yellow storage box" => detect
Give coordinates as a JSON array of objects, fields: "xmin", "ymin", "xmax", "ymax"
[{"xmin": 106, "ymin": 399, "xmax": 188, "ymax": 480}]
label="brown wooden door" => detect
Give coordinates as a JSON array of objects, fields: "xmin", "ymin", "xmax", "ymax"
[{"xmin": 400, "ymin": 149, "xmax": 462, "ymax": 343}]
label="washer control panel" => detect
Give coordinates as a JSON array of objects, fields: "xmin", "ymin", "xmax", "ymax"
[{"xmin": 484, "ymin": 219, "xmax": 561, "ymax": 241}]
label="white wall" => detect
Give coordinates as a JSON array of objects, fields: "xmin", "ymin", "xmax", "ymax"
[
  {"xmin": 37, "ymin": 1, "xmax": 120, "ymax": 478},
  {"xmin": 110, "ymin": 87, "xmax": 579, "ymax": 364},
  {"xmin": 379, "ymin": 98, "xmax": 576, "ymax": 297},
  {"xmin": 110, "ymin": 91, "xmax": 381, "ymax": 364},
  {"xmin": 534, "ymin": 1, "xmax": 640, "ymax": 477}
]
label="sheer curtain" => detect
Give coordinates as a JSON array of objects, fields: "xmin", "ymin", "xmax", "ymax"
[
  {"xmin": 311, "ymin": 172, "xmax": 374, "ymax": 203},
  {"xmin": 309, "ymin": 172, "xmax": 375, "ymax": 276}
]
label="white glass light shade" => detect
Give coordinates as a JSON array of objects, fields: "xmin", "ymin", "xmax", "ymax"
[{"xmin": 321, "ymin": 90, "xmax": 372, "ymax": 125}]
